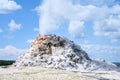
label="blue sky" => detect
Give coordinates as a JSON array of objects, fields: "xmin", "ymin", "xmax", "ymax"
[{"xmin": 0, "ymin": 0, "xmax": 120, "ymax": 62}]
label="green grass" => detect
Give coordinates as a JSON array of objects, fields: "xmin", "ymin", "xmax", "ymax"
[{"xmin": 0, "ymin": 60, "xmax": 15, "ymax": 66}]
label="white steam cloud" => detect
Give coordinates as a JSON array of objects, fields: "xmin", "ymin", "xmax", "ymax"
[{"xmin": 36, "ymin": 0, "xmax": 120, "ymax": 41}]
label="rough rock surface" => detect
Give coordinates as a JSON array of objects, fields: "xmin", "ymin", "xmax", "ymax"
[{"xmin": 14, "ymin": 34, "xmax": 120, "ymax": 71}]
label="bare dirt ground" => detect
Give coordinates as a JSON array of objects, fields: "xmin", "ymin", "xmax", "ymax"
[{"xmin": 0, "ymin": 67, "xmax": 120, "ymax": 80}]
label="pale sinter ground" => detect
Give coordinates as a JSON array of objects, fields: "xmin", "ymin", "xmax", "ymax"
[{"xmin": 0, "ymin": 66, "xmax": 120, "ymax": 80}]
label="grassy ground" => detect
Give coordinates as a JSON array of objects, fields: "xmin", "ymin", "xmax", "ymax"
[{"xmin": 0, "ymin": 60, "xmax": 15, "ymax": 66}]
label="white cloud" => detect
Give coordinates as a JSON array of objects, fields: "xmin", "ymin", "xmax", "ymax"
[
  {"xmin": 94, "ymin": 15, "xmax": 120, "ymax": 42},
  {"xmin": 26, "ymin": 39, "xmax": 34, "ymax": 44},
  {"xmin": 68, "ymin": 20, "xmax": 85, "ymax": 38},
  {"xmin": 36, "ymin": 0, "xmax": 89, "ymax": 36},
  {"xmin": 0, "ymin": 28, "xmax": 3, "ymax": 32},
  {"xmin": 37, "ymin": 0, "xmax": 120, "ymax": 39},
  {"xmin": 81, "ymin": 44, "xmax": 120, "ymax": 62},
  {"xmin": 0, "ymin": 0, "xmax": 21, "ymax": 14},
  {"xmin": 0, "ymin": 45, "xmax": 27, "ymax": 60},
  {"xmin": 8, "ymin": 19, "xmax": 22, "ymax": 32}
]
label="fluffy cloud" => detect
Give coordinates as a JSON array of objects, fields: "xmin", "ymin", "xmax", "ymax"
[
  {"xmin": 36, "ymin": 0, "xmax": 120, "ymax": 40},
  {"xmin": 68, "ymin": 21, "xmax": 85, "ymax": 38},
  {"xmin": 0, "ymin": 45, "xmax": 27, "ymax": 60},
  {"xmin": 0, "ymin": 28, "xmax": 2, "ymax": 33},
  {"xmin": 0, "ymin": 0, "xmax": 21, "ymax": 14},
  {"xmin": 94, "ymin": 14, "xmax": 120, "ymax": 42},
  {"xmin": 37, "ymin": 0, "xmax": 91, "ymax": 35},
  {"xmin": 26, "ymin": 39, "xmax": 34, "ymax": 44},
  {"xmin": 81, "ymin": 44, "xmax": 120, "ymax": 62},
  {"xmin": 8, "ymin": 19, "xmax": 22, "ymax": 32}
]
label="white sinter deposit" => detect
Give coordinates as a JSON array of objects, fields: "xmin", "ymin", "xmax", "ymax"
[{"xmin": 14, "ymin": 34, "xmax": 120, "ymax": 72}]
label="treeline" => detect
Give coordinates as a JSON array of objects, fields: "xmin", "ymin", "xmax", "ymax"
[{"xmin": 0, "ymin": 60, "xmax": 15, "ymax": 66}]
